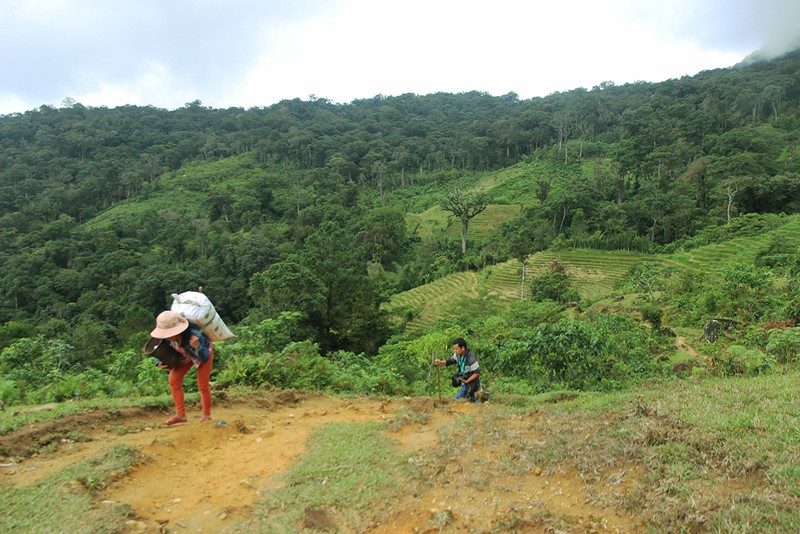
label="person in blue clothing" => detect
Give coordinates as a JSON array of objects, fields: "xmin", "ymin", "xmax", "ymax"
[
  {"xmin": 435, "ymin": 337, "xmax": 481, "ymax": 403},
  {"xmin": 150, "ymin": 310, "xmax": 214, "ymax": 426}
]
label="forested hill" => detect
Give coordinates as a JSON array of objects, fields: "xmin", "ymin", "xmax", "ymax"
[{"xmin": 1, "ymin": 48, "xmax": 800, "ymax": 359}]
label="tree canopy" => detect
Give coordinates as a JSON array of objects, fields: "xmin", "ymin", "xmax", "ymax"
[{"xmin": 2, "ymin": 48, "xmax": 800, "ymax": 359}]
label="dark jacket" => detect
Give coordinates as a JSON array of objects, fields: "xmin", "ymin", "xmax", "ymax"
[{"xmin": 445, "ymin": 350, "xmax": 481, "ymax": 377}]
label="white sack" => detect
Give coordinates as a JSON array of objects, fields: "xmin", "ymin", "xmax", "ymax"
[{"xmin": 171, "ymin": 291, "xmax": 235, "ymax": 341}]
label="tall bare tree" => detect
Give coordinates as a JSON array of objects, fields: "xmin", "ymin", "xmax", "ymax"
[
  {"xmin": 724, "ymin": 179, "xmax": 741, "ymax": 223},
  {"xmin": 440, "ymin": 187, "xmax": 489, "ymax": 254}
]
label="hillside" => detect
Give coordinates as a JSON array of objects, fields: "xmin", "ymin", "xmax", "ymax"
[
  {"xmin": 682, "ymin": 216, "xmax": 800, "ymax": 270},
  {"xmin": 386, "ymin": 214, "xmax": 800, "ymax": 333},
  {"xmin": 385, "ymin": 250, "xmax": 652, "ymax": 333},
  {"xmin": 2, "ymin": 49, "xmax": 800, "ymax": 353},
  {"xmin": 5, "ymin": 371, "xmax": 800, "ymax": 532}
]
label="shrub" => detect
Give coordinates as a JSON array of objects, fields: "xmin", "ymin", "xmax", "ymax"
[
  {"xmin": 713, "ymin": 345, "xmax": 774, "ymax": 376},
  {"xmin": 0, "ymin": 379, "xmax": 21, "ymax": 404},
  {"xmin": 215, "ymin": 353, "xmax": 273, "ymax": 388},
  {"xmin": 269, "ymin": 341, "xmax": 334, "ymax": 390},
  {"xmin": 641, "ymin": 305, "xmax": 664, "ymax": 330},
  {"xmin": 765, "ymin": 327, "xmax": 800, "ymax": 364},
  {"xmin": 524, "ymin": 314, "xmax": 657, "ymax": 390},
  {"xmin": 105, "ymin": 349, "xmax": 147, "ymax": 382},
  {"xmin": 134, "ymin": 358, "xmax": 172, "ymax": 396},
  {"xmin": 0, "ymin": 336, "xmax": 75, "ymax": 386},
  {"xmin": 530, "ymin": 260, "xmax": 579, "ymax": 303}
]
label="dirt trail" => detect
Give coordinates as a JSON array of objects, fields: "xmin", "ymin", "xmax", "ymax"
[{"xmin": 2, "ymin": 392, "xmax": 643, "ymax": 533}]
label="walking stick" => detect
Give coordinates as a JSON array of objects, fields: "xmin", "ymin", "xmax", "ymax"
[{"xmin": 437, "ymin": 359, "xmax": 441, "ymax": 403}]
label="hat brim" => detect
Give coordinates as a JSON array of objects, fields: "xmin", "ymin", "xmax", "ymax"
[{"xmin": 150, "ymin": 320, "xmax": 189, "ymax": 339}]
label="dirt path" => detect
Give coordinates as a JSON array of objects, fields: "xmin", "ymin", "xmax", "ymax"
[{"xmin": 2, "ymin": 392, "xmax": 644, "ymax": 532}]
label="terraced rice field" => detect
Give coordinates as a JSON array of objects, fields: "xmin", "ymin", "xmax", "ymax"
[
  {"xmin": 482, "ymin": 250, "xmax": 654, "ymax": 302},
  {"xmin": 388, "ymin": 216, "xmax": 800, "ymax": 335},
  {"xmin": 383, "ymin": 271, "xmax": 479, "ymax": 333},
  {"xmin": 685, "ymin": 217, "xmax": 800, "ymax": 270},
  {"xmin": 386, "ymin": 249, "xmax": 660, "ymax": 333}
]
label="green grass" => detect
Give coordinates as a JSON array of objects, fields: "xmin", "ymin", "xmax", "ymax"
[
  {"xmin": 81, "ymin": 189, "xmax": 208, "ymax": 231},
  {"xmin": 480, "ymin": 160, "xmax": 575, "ymax": 204},
  {"xmin": 516, "ymin": 370, "xmax": 800, "ymax": 531},
  {"xmin": 0, "ymin": 444, "xmax": 144, "ymax": 533},
  {"xmin": 403, "ymin": 160, "xmax": 561, "ymax": 241},
  {"xmin": 239, "ymin": 421, "xmax": 413, "ymax": 532},
  {"xmin": 384, "ymin": 271, "xmax": 479, "ymax": 333},
  {"xmin": 82, "ymin": 154, "xmax": 277, "ymax": 231}
]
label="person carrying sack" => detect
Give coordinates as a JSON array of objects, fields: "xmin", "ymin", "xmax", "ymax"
[
  {"xmin": 150, "ymin": 310, "xmax": 214, "ymax": 426},
  {"xmin": 435, "ymin": 337, "xmax": 481, "ymax": 403}
]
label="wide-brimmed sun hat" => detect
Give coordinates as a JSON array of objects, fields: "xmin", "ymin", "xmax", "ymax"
[{"xmin": 150, "ymin": 310, "xmax": 189, "ymax": 338}]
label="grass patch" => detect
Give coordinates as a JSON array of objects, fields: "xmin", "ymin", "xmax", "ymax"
[
  {"xmin": 241, "ymin": 421, "xmax": 413, "ymax": 532},
  {"xmin": 518, "ymin": 372, "xmax": 800, "ymax": 531},
  {"xmin": 404, "ymin": 373, "xmax": 800, "ymax": 530},
  {"xmin": 0, "ymin": 444, "xmax": 144, "ymax": 533}
]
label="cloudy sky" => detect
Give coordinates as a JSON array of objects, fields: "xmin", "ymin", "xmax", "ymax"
[{"xmin": 2, "ymin": 0, "xmax": 800, "ymax": 115}]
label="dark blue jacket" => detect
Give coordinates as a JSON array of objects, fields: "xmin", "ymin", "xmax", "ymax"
[{"xmin": 179, "ymin": 324, "xmax": 212, "ymax": 364}]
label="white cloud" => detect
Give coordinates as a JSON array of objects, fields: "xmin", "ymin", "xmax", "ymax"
[
  {"xmin": 0, "ymin": 94, "xmax": 34, "ymax": 116},
  {"xmin": 71, "ymin": 62, "xmax": 196, "ymax": 109},
  {"xmin": 1, "ymin": 0, "xmax": 791, "ymax": 114},
  {"xmin": 228, "ymin": 0, "xmax": 748, "ymax": 108}
]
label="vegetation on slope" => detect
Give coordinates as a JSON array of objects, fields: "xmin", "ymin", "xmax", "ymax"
[{"xmin": 1, "ymin": 49, "xmax": 800, "ymax": 415}]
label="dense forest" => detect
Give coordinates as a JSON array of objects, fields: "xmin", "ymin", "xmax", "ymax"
[{"xmin": 2, "ymin": 48, "xmax": 800, "ymax": 402}]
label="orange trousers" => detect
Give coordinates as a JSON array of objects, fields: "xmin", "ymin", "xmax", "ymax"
[{"xmin": 168, "ymin": 349, "xmax": 213, "ymax": 417}]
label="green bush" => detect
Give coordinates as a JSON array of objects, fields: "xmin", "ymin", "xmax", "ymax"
[
  {"xmin": 530, "ymin": 264, "xmax": 579, "ymax": 303},
  {"xmin": 525, "ymin": 314, "xmax": 657, "ymax": 390},
  {"xmin": 105, "ymin": 349, "xmax": 147, "ymax": 382},
  {"xmin": 641, "ymin": 304, "xmax": 664, "ymax": 329},
  {"xmin": 328, "ymin": 350, "xmax": 407, "ymax": 395},
  {"xmin": 766, "ymin": 327, "xmax": 800, "ymax": 364},
  {"xmin": 0, "ymin": 379, "xmax": 21, "ymax": 404},
  {"xmin": 215, "ymin": 353, "xmax": 273, "ymax": 388},
  {"xmin": 713, "ymin": 345, "xmax": 774, "ymax": 376},
  {"xmin": 134, "ymin": 358, "xmax": 172, "ymax": 396},
  {"xmin": 0, "ymin": 336, "xmax": 75, "ymax": 386},
  {"xmin": 268, "ymin": 341, "xmax": 333, "ymax": 390}
]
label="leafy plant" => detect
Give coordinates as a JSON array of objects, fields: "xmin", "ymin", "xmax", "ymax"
[
  {"xmin": 529, "ymin": 259, "xmax": 579, "ymax": 303},
  {"xmin": 641, "ymin": 304, "xmax": 664, "ymax": 330},
  {"xmin": 712, "ymin": 345, "xmax": 774, "ymax": 376},
  {"xmin": 765, "ymin": 327, "xmax": 800, "ymax": 364}
]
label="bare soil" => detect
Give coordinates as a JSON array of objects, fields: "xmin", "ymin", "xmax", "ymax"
[{"xmin": 1, "ymin": 391, "xmax": 645, "ymax": 533}]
